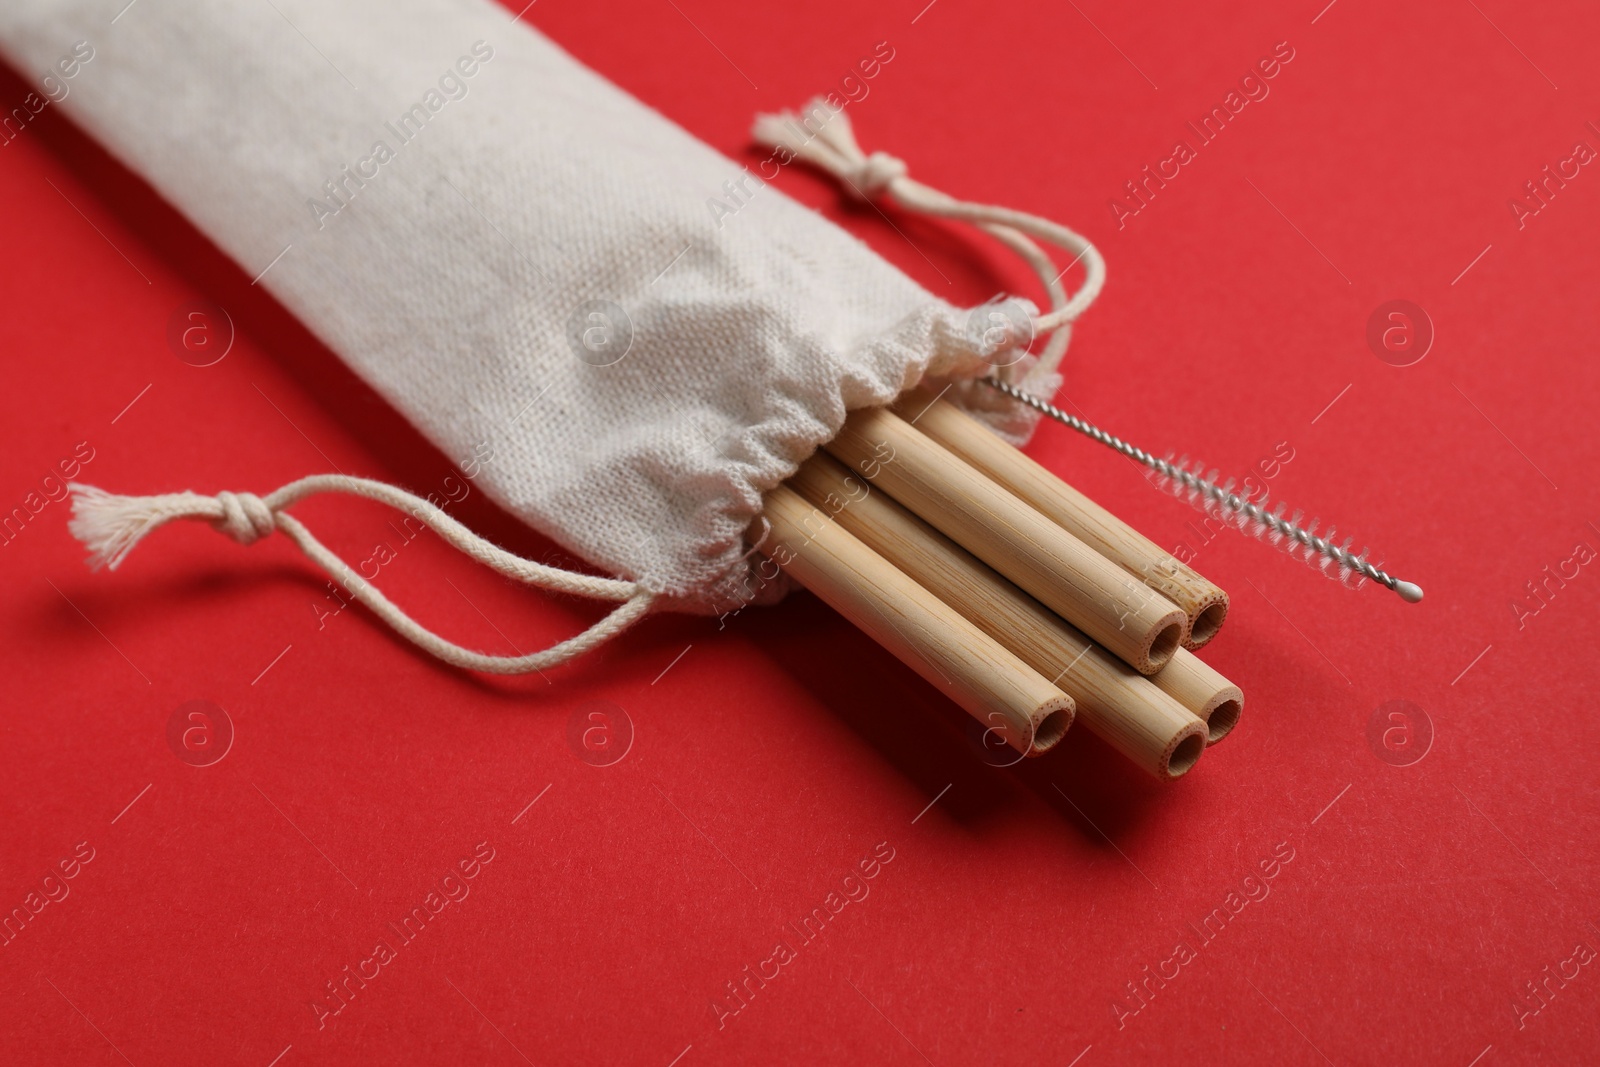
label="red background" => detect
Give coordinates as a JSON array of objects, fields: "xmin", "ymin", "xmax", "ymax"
[{"xmin": 3, "ymin": 1, "xmax": 1597, "ymax": 1063}]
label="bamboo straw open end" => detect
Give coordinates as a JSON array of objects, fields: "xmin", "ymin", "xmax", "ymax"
[
  {"xmin": 1143, "ymin": 616, "xmax": 1185, "ymax": 673},
  {"xmin": 1204, "ymin": 694, "xmax": 1243, "ymax": 745},
  {"xmin": 1184, "ymin": 596, "xmax": 1230, "ymax": 649},
  {"xmin": 1163, "ymin": 728, "xmax": 1207, "ymax": 779},
  {"xmin": 1028, "ymin": 699, "xmax": 1074, "ymax": 756}
]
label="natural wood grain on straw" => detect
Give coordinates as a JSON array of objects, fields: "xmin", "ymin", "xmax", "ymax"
[
  {"xmin": 825, "ymin": 406, "xmax": 1186, "ymax": 674},
  {"xmin": 789, "ymin": 454, "xmax": 1208, "ymax": 779},
  {"xmin": 763, "ymin": 485, "xmax": 1074, "ymax": 756},
  {"xmin": 895, "ymin": 389, "xmax": 1230, "ymax": 649}
]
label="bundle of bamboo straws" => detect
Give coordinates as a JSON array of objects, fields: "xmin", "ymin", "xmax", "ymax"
[{"xmin": 762, "ymin": 387, "xmax": 1242, "ymax": 780}]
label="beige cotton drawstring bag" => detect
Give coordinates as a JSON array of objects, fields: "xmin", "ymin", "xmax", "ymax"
[{"xmin": 0, "ymin": 0, "xmax": 1104, "ymax": 672}]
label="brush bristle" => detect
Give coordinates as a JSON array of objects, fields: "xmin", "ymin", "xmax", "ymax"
[{"xmin": 1148, "ymin": 455, "xmax": 1379, "ymax": 591}]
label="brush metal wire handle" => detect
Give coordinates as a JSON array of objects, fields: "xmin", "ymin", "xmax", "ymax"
[{"xmin": 980, "ymin": 379, "xmax": 1424, "ymax": 604}]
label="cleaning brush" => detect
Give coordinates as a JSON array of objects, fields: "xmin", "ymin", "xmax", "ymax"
[{"xmin": 981, "ymin": 378, "xmax": 1424, "ymax": 603}]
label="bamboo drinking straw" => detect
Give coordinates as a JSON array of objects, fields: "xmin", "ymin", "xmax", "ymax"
[
  {"xmin": 824, "ymin": 407, "xmax": 1186, "ymax": 674},
  {"xmin": 894, "ymin": 389, "xmax": 1230, "ymax": 650},
  {"xmin": 763, "ymin": 485, "xmax": 1074, "ymax": 756},
  {"xmin": 1150, "ymin": 652, "xmax": 1242, "ymax": 745},
  {"xmin": 788, "ymin": 454, "xmax": 1210, "ymax": 778}
]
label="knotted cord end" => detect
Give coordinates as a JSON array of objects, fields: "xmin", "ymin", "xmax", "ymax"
[
  {"xmin": 67, "ymin": 484, "xmax": 275, "ymax": 571},
  {"xmin": 751, "ymin": 95, "xmax": 1107, "ymax": 386},
  {"xmin": 848, "ymin": 151, "xmax": 909, "ymax": 198},
  {"xmin": 213, "ymin": 490, "xmax": 276, "ymax": 545},
  {"xmin": 64, "ymin": 475, "xmax": 653, "ymax": 673},
  {"xmin": 751, "ymin": 96, "xmax": 908, "ymax": 200}
]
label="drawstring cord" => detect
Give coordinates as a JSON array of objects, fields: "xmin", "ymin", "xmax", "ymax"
[
  {"xmin": 751, "ymin": 97, "xmax": 1106, "ymax": 386},
  {"xmin": 66, "ymin": 476, "xmax": 656, "ymax": 674}
]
